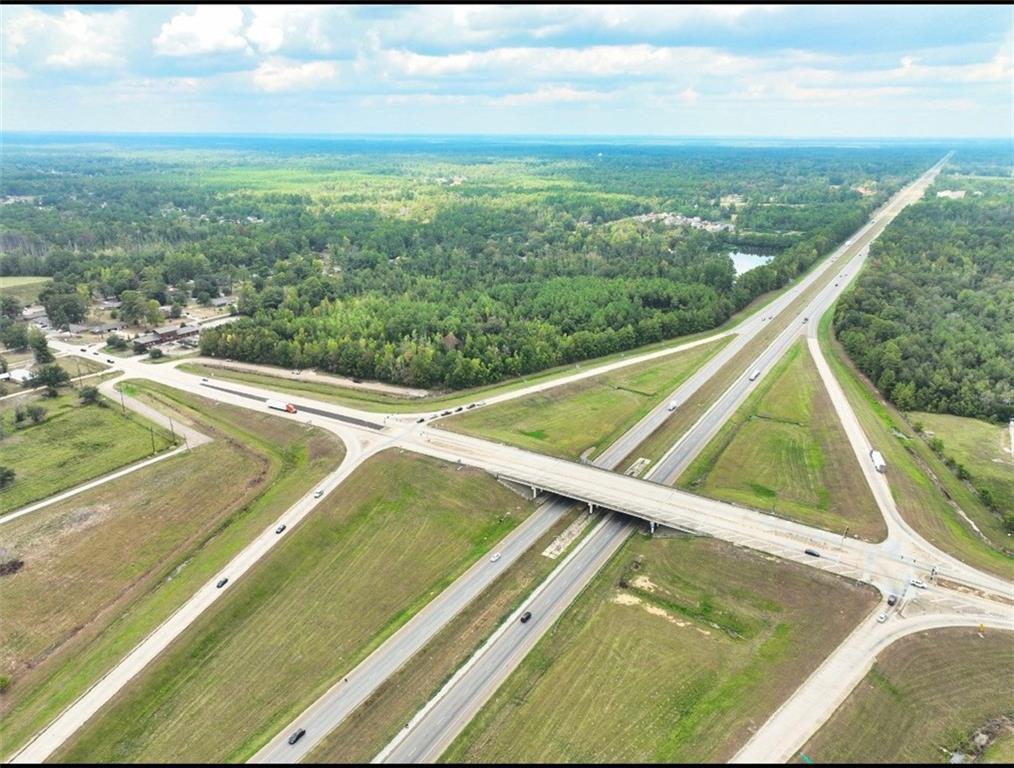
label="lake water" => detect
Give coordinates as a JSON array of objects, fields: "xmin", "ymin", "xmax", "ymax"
[{"xmin": 731, "ymin": 251, "xmax": 773, "ymax": 276}]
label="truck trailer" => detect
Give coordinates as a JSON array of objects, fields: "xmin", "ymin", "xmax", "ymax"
[
  {"xmin": 266, "ymin": 399, "xmax": 298, "ymax": 414},
  {"xmin": 870, "ymin": 449, "xmax": 887, "ymax": 473}
]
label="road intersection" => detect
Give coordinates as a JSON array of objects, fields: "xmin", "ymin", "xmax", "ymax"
[{"xmin": 10, "ymin": 152, "xmax": 1011, "ymax": 766}]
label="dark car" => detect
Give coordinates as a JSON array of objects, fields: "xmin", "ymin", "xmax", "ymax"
[
  {"xmin": 416, "ymin": 417, "xmax": 425, "ymax": 423},
  {"xmin": 519, "ymin": 611, "xmax": 532, "ymax": 623},
  {"xmin": 466, "ymin": 403, "xmax": 476, "ymax": 409},
  {"xmin": 454, "ymin": 406, "xmax": 463, "ymax": 412},
  {"xmin": 288, "ymin": 728, "xmax": 306, "ymax": 746},
  {"xmin": 275, "ymin": 525, "xmax": 287, "ymax": 534},
  {"xmin": 887, "ymin": 594, "xmax": 898, "ymax": 606},
  {"xmin": 804, "ymin": 548, "xmax": 820, "ymax": 557},
  {"xmin": 106, "ymin": 358, "xmax": 114, "ymax": 363},
  {"xmin": 352, "ymin": 378, "xmax": 362, "ymax": 384},
  {"xmin": 216, "ymin": 578, "xmax": 229, "ymax": 588},
  {"xmin": 440, "ymin": 410, "xmax": 452, "ymax": 416}
]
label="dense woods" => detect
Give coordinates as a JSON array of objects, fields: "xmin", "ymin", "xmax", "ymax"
[
  {"xmin": 835, "ymin": 175, "xmax": 1013, "ymax": 422},
  {"xmin": 2, "ymin": 136, "xmax": 946, "ymax": 388}
]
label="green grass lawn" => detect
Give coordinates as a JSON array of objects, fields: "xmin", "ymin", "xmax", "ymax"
[
  {"xmin": 0, "ymin": 276, "xmax": 51, "ymax": 304},
  {"xmin": 0, "ymin": 391, "xmax": 175, "ymax": 513},
  {"xmin": 801, "ymin": 628, "xmax": 1014, "ymax": 763},
  {"xmin": 309, "ymin": 503, "xmax": 587, "ymax": 764},
  {"xmin": 443, "ymin": 337, "xmax": 731, "ymax": 461},
  {"xmin": 818, "ymin": 307, "xmax": 1013, "ymax": 580},
  {"xmin": 55, "ymin": 450, "xmax": 537, "ymax": 764},
  {"xmin": 0, "ymin": 384, "xmax": 345, "ymax": 760},
  {"xmin": 443, "ymin": 534, "xmax": 877, "ymax": 764},
  {"xmin": 911, "ymin": 411, "xmax": 1013, "ymax": 523},
  {"xmin": 679, "ymin": 341, "xmax": 885, "ymax": 541}
]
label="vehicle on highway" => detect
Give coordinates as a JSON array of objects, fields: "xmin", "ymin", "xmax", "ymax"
[
  {"xmin": 291, "ymin": 369, "xmax": 300, "ymax": 375},
  {"xmin": 267, "ymin": 399, "xmax": 298, "ymax": 414},
  {"xmin": 519, "ymin": 610, "xmax": 532, "ymax": 623},
  {"xmin": 288, "ymin": 728, "xmax": 306, "ymax": 745},
  {"xmin": 455, "ymin": 406, "xmax": 463, "ymax": 412},
  {"xmin": 201, "ymin": 377, "xmax": 209, "ymax": 383},
  {"xmin": 416, "ymin": 417, "xmax": 425, "ymax": 423},
  {"xmin": 887, "ymin": 594, "xmax": 898, "ymax": 606},
  {"xmin": 352, "ymin": 378, "xmax": 362, "ymax": 384},
  {"xmin": 275, "ymin": 525, "xmax": 287, "ymax": 534},
  {"xmin": 106, "ymin": 358, "xmax": 114, "ymax": 363},
  {"xmin": 910, "ymin": 578, "xmax": 927, "ymax": 589},
  {"xmin": 666, "ymin": 400, "xmax": 678, "ymax": 412},
  {"xmin": 876, "ymin": 613, "xmax": 888, "ymax": 623},
  {"xmin": 467, "ymin": 403, "xmax": 476, "ymax": 409},
  {"xmin": 216, "ymin": 578, "xmax": 229, "ymax": 588},
  {"xmin": 440, "ymin": 410, "xmax": 452, "ymax": 416},
  {"xmin": 79, "ymin": 347, "xmax": 87, "ymax": 352},
  {"xmin": 313, "ymin": 489, "xmax": 324, "ymax": 499},
  {"xmin": 93, "ymin": 351, "xmax": 99, "ymax": 355},
  {"xmin": 490, "ymin": 552, "xmax": 502, "ymax": 563},
  {"xmin": 748, "ymin": 369, "xmax": 761, "ymax": 381},
  {"xmin": 870, "ymin": 449, "xmax": 887, "ymax": 473},
  {"xmin": 804, "ymin": 548, "xmax": 820, "ymax": 557},
  {"xmin": 802, "ymin": 317, "xmax": 809, "ymax": 323}
]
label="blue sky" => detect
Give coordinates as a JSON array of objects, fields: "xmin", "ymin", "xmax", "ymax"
[{"xmin": 3, "ymin": 4, "xmax": 1011, "ymax": 137}]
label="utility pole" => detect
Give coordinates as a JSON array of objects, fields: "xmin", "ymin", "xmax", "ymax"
[{"xmin": 840, "ymin": 524, "xmax": 850, "ymax": 547}]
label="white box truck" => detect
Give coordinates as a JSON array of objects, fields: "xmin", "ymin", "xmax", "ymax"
[{"xmin": 870, "ymin": 449, "xmax": 886, "ymax": 473}]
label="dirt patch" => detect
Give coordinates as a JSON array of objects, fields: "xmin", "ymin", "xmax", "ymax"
[{"xmin": 611, "ymin": 591, "xmax": 711, "ymax": 635}]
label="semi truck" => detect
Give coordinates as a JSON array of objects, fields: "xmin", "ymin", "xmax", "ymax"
[
  {"xmin": 870, "ymin": 449, "xmax": 887, "ymax": 473},
  {"xmin": 267, "ymin": 399, "xmax": 298, "ymax": 414}
]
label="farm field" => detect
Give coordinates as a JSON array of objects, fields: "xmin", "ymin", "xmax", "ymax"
[
  {"xmin": 911, "ymin": 411, "xmax": 1014, "ymax": 525},
  {"xmin": 55, "ymin": 450, "xmax": 537, "ymax": 764},
  {"xmin": 0, "ymin": 389, "xmax": 175, "ymax": 513},
  {"xmin": 443, "ymin": 336, "xmax": 730, "ymax": 461},
  {"xmin": 442, "ymin": 534, "xmax": 877, "ymax": 763},
  {"xmin": 0, "ymin": 276, "xmax": 51, "ymax": 304},
  {"xmin": 309, "ymin": 504, "xmax": 588, "ymax": 763},
  {"xmin": 818, "ymin": 308, "xmax": 1013, "ymax": 580},
  {"xmin": 0, "ymin": 384, "xmax": 344, "ymax": 760},
  {"xmin": 800, "ymin": 628, "xmax": 1014, "ymax": 763},
  {"xmin": 679, "ymin": 341, "xmax": 885, "ymax": 541}
]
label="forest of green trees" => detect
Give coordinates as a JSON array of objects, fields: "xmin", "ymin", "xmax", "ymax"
[
  {"xmin": 1, "ymin": 136, "xmax": 946, "ymax": 388},
  {"xmin": 834, "ymin": 175, "xmax": 1013, "ymax": 422}
]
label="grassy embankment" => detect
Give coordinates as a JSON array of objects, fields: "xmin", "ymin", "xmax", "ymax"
[
  {"xmin": 910, "ymin": 411, "xmax": 1013, "ymax": 526},
  {"xmin": 55, "ymin": 450, "xmax": 538, "ymax": 764},
  {"xmin": 678, "ymin": 340, "xmax": 885, "ymax": 541},
  {"xmin": 0, "ymin": 388, "xmax": 175, "ymax": 513},
  {"xmin": 818, "ymin": 306, "xmax": 1013, "ymax": 580},
  {"xmin": 442, "ymin": 534, "xmax": 877, "ymax": 763},
  {"xmin": 0, "ymin": 383, "xmax": 344, "ymax": 760},
  {"xmin": 443, "ymin": 336, "xmax": 730, "ymax": 462},
  {"xmin": 801, "ymin": 628, "xmax": 1014, "ymax": 763}
]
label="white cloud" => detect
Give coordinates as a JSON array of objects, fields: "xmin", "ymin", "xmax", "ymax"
[
  {"xmin": 3, "ymin": 7, "xmax": 127, "ymax": 68},
  {"xmin": 245, "ymin": 6, "xmax": 334, "ymax": 54},
  {"xmin": 680, "ymin": 86, "xmax": 701, "ymax": 105},
  {"xmin": 154, "ymin": 6, "xmax": 250, "ymax": 56},
  {"xmin": 252, "ymin": 57, "xmax": 338, "ymax": 92},
  {"xmin": 491, "ymin": 85, "xmax": 605, "ymax": 107}
]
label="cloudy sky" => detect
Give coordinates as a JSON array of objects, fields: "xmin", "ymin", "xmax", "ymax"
[{"xmin": 3, "ymin": 4, "xmax": 1011, "ymax": 137}]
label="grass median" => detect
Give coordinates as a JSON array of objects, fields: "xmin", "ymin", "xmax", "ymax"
[
  {"xmin": 54, "ymin": 449, "xmax": 537, "ymax": 764},
  {"xmin": 678, "ymin": 340, "xmax": 885, "ymax": 541},
  {"xmin": 442, "ymin": 337, "xmax": 731, "ymax": 461}
]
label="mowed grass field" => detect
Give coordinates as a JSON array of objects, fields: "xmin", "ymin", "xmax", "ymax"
[
  {"xmin": 0, "ymin": 389, "xmax": 175, "ymax": 513},
  {"xmin": 56, "ymin": 450, "xmax": 537, "ymax": 764},
  {"xmin": 912, "ymin": 411, "xmax": 1014, "ymax": 521},
  {"xmin": 443, "ymin": 337, "xmax": 731, "ymax": 461},
  {"xmin": 679, "ymin": 341, "xmax": 885, "ymax": 541},
  {"xmin": 0, "ymin": 276, "xmax": 51, "ymax": 304},
  {"xmin": 818, "ymin": 308, "xmax": 1013, "ymax": 580},
  {"xmin": 0, "ymin": 383, "xmax": 344, "ymax": 760},
  {"xmin": 443, "ymin": 534, "xmax": 877, "ymax": 764},
  {"xmin": 801, "ymin": 628, "xmax": 1014, "ymax": 763},
  {"xmin": 310, "ymin": 503, "xmax": 587, "ymax": 763}
]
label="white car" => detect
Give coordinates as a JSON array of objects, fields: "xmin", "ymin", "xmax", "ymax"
[
  {"xmin": 313, "ymin": 489, "xmax": 324, "ymax": 499},
  {"xmin": 666, "ymin": 400, "xmax": 678, "ymax": 412},
  {"xmin": 909, "ymin": 578, "xmax": 927, "ymax": 589},
  {"xmin": 876, "ymin": 613, "xmax": 888, "ymax": 623},
  {"xmin": 490, "ymin": 552, "xmax": 502, "ymax": 563}
]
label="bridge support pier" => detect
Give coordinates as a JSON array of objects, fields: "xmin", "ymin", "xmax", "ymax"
[
  {"xmin": 650, "ymin": 520, "xmax": 656, "ymax": 535},
  {"xmin": 588, "ymin": 502, "xmax": 595, "ymax": 514}
]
